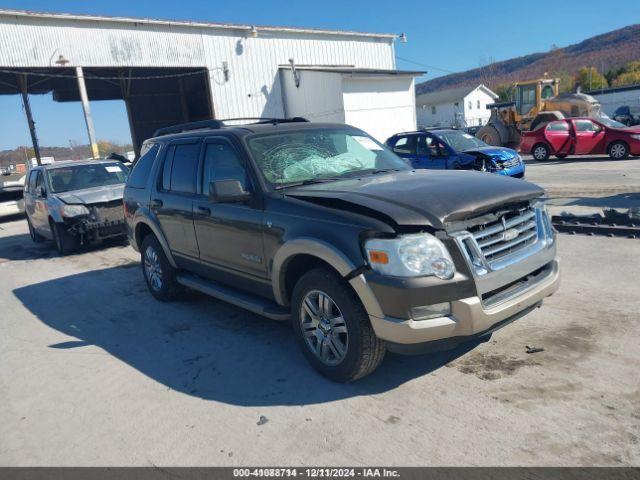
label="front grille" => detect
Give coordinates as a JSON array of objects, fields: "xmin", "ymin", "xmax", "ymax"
[
  {"xmin": 91, "ymin": 200, "xmax": 124, "ymax": 223},
  {"xmin": 501, "ymin": 157, "xmax": 521, "ymax": 169},
  {"xmin": 468, "ymin": 206, "xmax": 538, "ymax": 265}
]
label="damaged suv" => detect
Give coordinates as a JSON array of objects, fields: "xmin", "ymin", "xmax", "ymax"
[
  {"xmin": 25, "ymin": 160, "xmax": 128, "ymax": 254},
  {"xmin": 124, "ymin": 118, "xmax": 559, "ymax": 382}
]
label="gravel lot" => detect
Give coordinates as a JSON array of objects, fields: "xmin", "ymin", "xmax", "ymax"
[{"xmin": 1, "ymin": 213, "xmax": 638, "ymax": 466}]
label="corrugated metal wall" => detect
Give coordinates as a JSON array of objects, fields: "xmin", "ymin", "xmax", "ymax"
[{"xmin": 0, "ymin": 13, "xmax": 395, "ymax": 119}]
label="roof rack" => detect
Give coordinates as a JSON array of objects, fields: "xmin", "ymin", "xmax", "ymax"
[
  {"xmin": 153, "ymin": 117, "xmax": 309, "ymax": 137},
  {"xmin": 153, "ymin": 120, "xmax": 224, "ymax": 137},
  {"xmin": 220, "ymin": 117, "xmax": 309, "ymax": 125}
]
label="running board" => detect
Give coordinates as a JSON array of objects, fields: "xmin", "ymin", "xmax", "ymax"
[{"xmin": 176, "ymin": 273, "xmax": 291, "ymax": 321}]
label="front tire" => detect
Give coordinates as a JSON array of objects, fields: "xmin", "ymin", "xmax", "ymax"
[
  {"xmin": 141, "ymin": 234, "xmax": 182, "ymax": 301},
  {"xmin": 27, "ymin": 217, "xmax": 45, "ymax": 243},
  {"xmin": 532, "ymin": 143, "xmax": 550, "ymax": 161},
  {"xmin": 476, "ymin": 126, "xmax": 501, "ymax": 146},
  {"xmin": 608, "ymin": 141, "xmax": 629, "ymax": 160},
  {"xmin": 291, "ymin": 267, "xmax": 385, "ymax": 382},
  {"xmin": 50, "ymin": 220, "xmax": 78, "ymax": 255}
]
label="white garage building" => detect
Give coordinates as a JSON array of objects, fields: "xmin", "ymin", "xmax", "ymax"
[
  {"xmin": 0, "ymin": 9, "xmax": 420, "ymax": 158},
  {"xmin": 416, "ymin": 84, "xmax": 498, "ymax": 129}
]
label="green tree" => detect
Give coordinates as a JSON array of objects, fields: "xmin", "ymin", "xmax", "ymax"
[
  {"xmin": 554, "ymin": 72, "xmax": 576, "ymax": 93},
  {"xmin": 612, "ymin": 70, "xmax": 640, "ymax": 87},
  {"xmin": 623, "ymin": 61, "xmax": 640, "ymax": 73},
  {"xmin": 494, "ymin": 83, "xmax": 514, "ymax": 102},
  {"xmin": 575, "ymin": 67, "xmax": 608, "ymax": 91}
]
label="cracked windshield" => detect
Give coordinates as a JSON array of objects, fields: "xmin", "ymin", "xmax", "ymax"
[{"xmin": 248, "ymin": 129, "xmax": 409, "ymax": 186}]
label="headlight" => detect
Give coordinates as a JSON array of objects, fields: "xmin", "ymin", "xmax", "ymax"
[
  {"xmin": 364, "ymin": 233, "xmax": 455, "ymax": 279},
  {"xmin": 631, "ymin": 134, "xmax": 640, "ymax": 141},
  {"xmin": 60, "ymin": 204, "xmax": 90, "ymax": 217}
]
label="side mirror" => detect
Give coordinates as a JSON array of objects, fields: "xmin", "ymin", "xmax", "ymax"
[
  {"xmin": 208, "ymin": 180, "xmax": 251, "ymax": 203},
  {"xmin": 38, "ymin": 186, "xmax": 47, "ymax": 198}
]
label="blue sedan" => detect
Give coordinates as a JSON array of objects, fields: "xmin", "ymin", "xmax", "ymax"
[{"xmin": 385, "ymin": 128, "xmax": 525, "ymax": 178}]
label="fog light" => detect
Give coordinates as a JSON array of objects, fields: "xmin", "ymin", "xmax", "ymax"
[{"xmin": 411, "ymin": 302, "xmax": 451, "ymax": 321}]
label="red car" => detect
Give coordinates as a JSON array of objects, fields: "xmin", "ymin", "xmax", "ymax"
[{"xmin": 520, "ymin": 117, "xmax": 640, "ymax": 160}]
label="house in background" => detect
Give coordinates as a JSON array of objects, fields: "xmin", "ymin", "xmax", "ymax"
[{"xmin": 416, "ymin": 84, "xmax": 498, "ymax": 128}]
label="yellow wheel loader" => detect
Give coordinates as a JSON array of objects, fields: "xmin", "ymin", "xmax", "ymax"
[{"xmin": 476, "ymin": 77, "xmax": 602, "ymax": 148}]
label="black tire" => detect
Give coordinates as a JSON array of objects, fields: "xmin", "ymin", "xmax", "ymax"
[
  {"xmin": 27, "ymin": 217, "xmax": 45, "ymax": 243},
  {"xmin": 291, "ymin": 267, "xmax": 385, "ymax": 382},
  {"xmin": 532, "ymin": 143, "xmax": 550, "ymax": 161},
  {"xmin": 140, "ymin": 234, "xmax": 181, "ymax": 301},
  {"xmin": 50, "ymin": 219, "xmax": 78, "ymax": 255},
  {"xmin": 608, "ymin": 141, "xmax": 629, "ymax": 160},
  {"xmin": 476, "ymin": 126, "xmax": 501, "ymax": 146},
  {"xmin": 555, "ymin": 153, "xmax": 568, "ymax": 159}
]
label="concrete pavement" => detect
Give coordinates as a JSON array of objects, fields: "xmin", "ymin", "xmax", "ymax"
[{"xmin": 1, "ymin": 217, "xmax": 638, "ymax": 466}]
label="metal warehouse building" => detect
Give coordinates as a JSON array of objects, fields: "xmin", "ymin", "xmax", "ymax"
[{"xmin": 0, "ymin": 9, "xmax": 421, "ymax": 158}]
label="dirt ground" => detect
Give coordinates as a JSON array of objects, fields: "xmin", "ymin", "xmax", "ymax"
[{"xmin": 0, "ymin": 214, "xmax": 638, "ymax": 466}]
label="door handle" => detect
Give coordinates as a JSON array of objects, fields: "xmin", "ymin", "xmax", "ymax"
[
  {"xmin": 197, "ymin": 206, "xmax": 211, "ymax": 215},
  {"xmin": 151, "ymin": 199, "xmax": 163, "ymax": 208}
]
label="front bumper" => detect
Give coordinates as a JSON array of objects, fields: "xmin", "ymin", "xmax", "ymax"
[
  {"xmin": 348, "ymin": 204, "xmax": 559, "ymax": 353},
  {"xmin": 366, "ymin": 259, "xmax": 559, "ymax": 351}
]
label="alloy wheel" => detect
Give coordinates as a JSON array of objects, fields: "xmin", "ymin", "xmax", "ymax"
[
  {"xmin": 610, "ymin": 143, "xmax": 626, "ymax": 159},
  {"xmin": 533, "ymin": 146, "xmax": 547, "ymax": 160},
  {"xmin": 144, "ymin": 245, "xmax": 163, "ymax": 291},
  {"xmin": 300, "ymin": 290, "xmax": 349, "ymax": 366}
]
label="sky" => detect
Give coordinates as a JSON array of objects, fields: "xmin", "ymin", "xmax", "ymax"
[{"xmin": 1, "ymin": 0, "xmax": 639, "ymax": 150}]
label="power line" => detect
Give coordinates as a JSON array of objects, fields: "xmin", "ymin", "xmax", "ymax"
[{"xmin": 395, "ymin": 56, "xmax": 456, "ymax": 74}]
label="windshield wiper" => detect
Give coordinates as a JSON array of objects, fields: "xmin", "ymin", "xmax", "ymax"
[
  {"xmin": 337, "ymin": 168, "xmax": 402, "ymax": 178},
  {"xmin": 274, "ymin": 177, "xmax": 341, "ymax": 190}
]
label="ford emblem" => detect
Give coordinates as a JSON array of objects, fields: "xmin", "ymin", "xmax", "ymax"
[{"xmin": 503, "ymin": 228, "xmax": 519, "ymax": 242}]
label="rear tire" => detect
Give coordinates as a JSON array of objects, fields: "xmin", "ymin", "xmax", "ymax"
[
  {"xmin": 27, "ymin": 217, "xmax": 44, "ymax": 243},
  {"xmin": 50, "ymin": 219, "xmax": 78, "ymax": 255},
  {"xmin": 291, "ymin": 267, "xmax": 385, "ymax": 382},
  {"xmin": 532, "ymin": 143, "xmax": 550, "ymax": 161},
  {"xmin": 141, "ymin": 234, "xmax": 181, "ymax": 301},
  {"xmin": 476, "ymin": 126, "xmax": 501, "ymax": 146},
  {"xmin": 608, "ymin": 141, "xmax": 629, "ymax": 160}
]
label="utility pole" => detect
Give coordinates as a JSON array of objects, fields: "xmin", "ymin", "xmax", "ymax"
[
  {"xmin": 17, "ymin": 74, "xmax": 41, "ymax": 166},
  {"xmin": 76, "ymin": 67, "xmax": 99, "ymax": 159}
]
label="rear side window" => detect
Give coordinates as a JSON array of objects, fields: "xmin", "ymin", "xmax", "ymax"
[
  {"xmin": 575, "ymin": 120, "xmax": 596, "ymax": 132},
  {"xmin": 128, "ymin": 143, "xmax": 159, "ymax": 189},
  {"xmin": 167, "ymin": 142, "xmax": 200, "ymax": 194},
  {"xmin": 546, "ymin": 121, "xmax": 569, "ymax": 132}
]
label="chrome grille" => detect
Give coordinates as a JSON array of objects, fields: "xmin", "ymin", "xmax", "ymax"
[
  {"xmin": 501, "ymin": 157, "xmax": 521, "ymax": 169},
  {"xmin": 468, "ymin": 206, "xmax": 538, "ymax": 265}
]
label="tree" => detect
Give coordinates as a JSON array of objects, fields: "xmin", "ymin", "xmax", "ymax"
[
  {"xmin": 605, "ymin": 66, "xmax": 625, "ymax": 86},
  {"xmin": 575, "ymin": 67, "xmax": 607, "ymax": 91},
  {"xmin": 612, "ymin": 70, "xmax": 640, "ymax": 87},
  {"xmin": 623, "ymin": 61, "xmax": 640, "ymax": 73},
  {"xmin": 494, "ymin": 83, "xmax": 514, "ymax": 102},
  {"xmin": 554, "ymin": 72, "xmax": 576, "ymax": 94}
]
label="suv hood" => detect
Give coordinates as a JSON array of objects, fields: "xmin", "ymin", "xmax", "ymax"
[
  {"xmin": 285, "ymin": 170, "xmax": 542, "ymax": 229},
  {"xmin": 55, "ymin": 184, "xmax": 124, "ymax": 205}
]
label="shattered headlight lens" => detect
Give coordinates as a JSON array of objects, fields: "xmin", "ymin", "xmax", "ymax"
[
  {"xmin": 60, "ymin": 204, "xmax": 90, "ymax": 217},
  {"xmin": 364, "ymin": 233, "xmax": 455, "ymax": 279}
]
